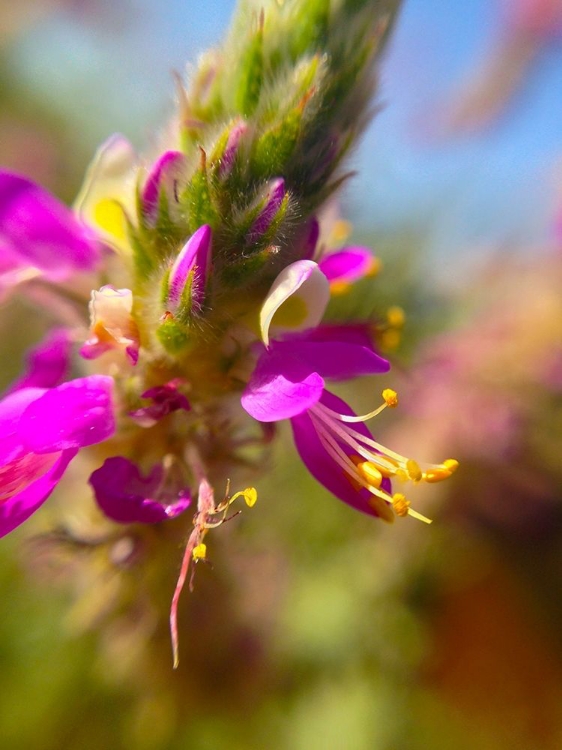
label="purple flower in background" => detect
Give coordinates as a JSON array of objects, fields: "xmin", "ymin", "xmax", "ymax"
[
  {"xmin": 318, "ymin": 246, "xmax": 380, "ymax": 295},
  {"xmin": 0, "ymin": 171, "xmax": 100, "ymax": 297},
  {"xmin": 0, "ymin": 375, "xmax": 115, "ymax": 537},
  {"xmin": 6, "ymin": 328, "xmax": 72, "ymax": 394}
]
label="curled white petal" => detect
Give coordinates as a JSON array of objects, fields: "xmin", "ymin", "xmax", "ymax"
[{"xmin": 259, "ymin": 260, "xmax": 330, "ymax": 346}]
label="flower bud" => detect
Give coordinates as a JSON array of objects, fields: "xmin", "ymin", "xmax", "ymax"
[
  {"xmin": 142, "ymin": 150, "xmax": 186, "ymax": 223},
  {"xmin": 165, "ymin": 224, "xmax": 212, "ymax": 315},
  {"xmin": 80, "ymin": 286, "xmax": 140, "ymax": 365},
  {"xmin": 247, "ymin": 178, "xmax": 288, "ymax": 245},
  {"xmin": 217, "ymin": 119, "xmax": 248, "ymax": 179}
]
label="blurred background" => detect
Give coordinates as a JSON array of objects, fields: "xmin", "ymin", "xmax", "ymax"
[{"xmin": 2, "ymin": 1, "xmax": 562, "ymax": 748}]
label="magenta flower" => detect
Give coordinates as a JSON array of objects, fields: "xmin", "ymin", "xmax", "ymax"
[
  {"xmin": 0, "ymin": 171, "xmax": 100, "ymax": 297},
  {"xmin": 0, "ymin": 375, "xmax": 115, "ymax": 537},
  {"xmin": 241, "ymin": 327, "xmax": 395, "ymax": 519},
  {"xmin": 241, "ymin": 260, "xmax": 388, "ymax": 516},
  {"xmin": 240, "ymin": 259, "xmax": 450, "ymax": 522},
  {"xmin": 89, "ymin": 457, "xmax": 191, "ymax": 524}
]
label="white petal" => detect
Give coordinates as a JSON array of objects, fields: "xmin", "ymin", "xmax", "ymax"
[{"xmin": 259, "ymin": 260, "xmax": 330, "ymax": 346}]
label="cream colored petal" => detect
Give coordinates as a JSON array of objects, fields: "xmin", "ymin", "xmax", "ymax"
[{"xmin": 259, "ymin": 260, "xmax": 330, "ymax": 346}]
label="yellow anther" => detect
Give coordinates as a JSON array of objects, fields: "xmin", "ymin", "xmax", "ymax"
[
  {"xmin": 406, "ymin": 459, "xmax": 422, "ymax": 482},
  {"xmin": 243, "ymin": 487, "xmax": 258, "ymax": 507},
  {"xmin": 192, "ymin": 543, "xmax": 207, "ymax": 561},
  {"xmin": 356, "ymin": 461, "xmax": 383, "ymax": 488},
  {"xmin": 382, "ymin": 388, "xmax": 398, "ymax": 408},
  {"xmin": 424, "ymin": 468, "xmax": 452, "ymax": 483},
  {"xmin": 443, "ymin": 459, "xmax": 459, "ymax": 474},
  {"xmin": 392, "ymin": 493, "xmax": 410, "ymax": 517},
  {"xmin": 368, "ymin": 495, "xmax": 395, "ymax": 523},
  {"xmin": 386, "ymin": 305, "xmax": 405, "ymax": 328},
  {"xmin": 229, "ymin": 487, "xmax": 258, "ymax": 508}
]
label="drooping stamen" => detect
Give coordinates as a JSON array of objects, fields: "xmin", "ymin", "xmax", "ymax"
[
  {"xmin": 170, "ymin": 477, "xmax": 257, "ymax": 668},
  {"xmin": 335, "ymin": 388, "xmax": 398, "ymax": 423}
]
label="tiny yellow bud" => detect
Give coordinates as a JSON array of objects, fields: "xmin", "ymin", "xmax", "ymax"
[
  {"xmin": 382, "ymin": 388, "xmax": 398, "ymax": 408},
  {"xmin": 243, "ymin": 487, "xmax": 258, "ymax": 507},
  {"xmin": 392, "ymin": 493, "xmax": 410, "ymax": 517},
  {"xmin": 366, "ymin": 256, "xmax": 382, "ymax": 278},
  {"xmin": 329, "ymin": 280, "xmax": 351, "ymax": 296},
  {"xmin": 386, "ymin": 305, "xmax": 405, "ymax": 328},
  {"xmin": 379, "ymin": 329, "xmax": 401, "ymax": 350},
  {"xmin": 192, "ymin": 543, "xmax": 207, "ymax": 561}
]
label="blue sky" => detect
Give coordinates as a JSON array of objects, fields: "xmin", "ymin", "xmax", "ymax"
[{"xmin": 9, "ymin": 0, "xmax": 562, "ymax": 258}]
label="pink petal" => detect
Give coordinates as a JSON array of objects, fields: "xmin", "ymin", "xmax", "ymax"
[
  {"xmin": 0, "ymin": 171, "xmax": 99, "ymax": 290},
  {"xmin": 270, "ymin": 339, "xmax": 390, "ymax": 380},
  {"xmin": 0, "ymin": 449, "xmax": 76, "ymax": 538},
  {"xmin": 241, "ymin": 346, "xmax": 324, "ymax": 422},
  {"xmin": 18, "ymin": 375, "xmax": 115, "ymax": 454},
  {"xmin": 90, "ymin": 456, "xmax": 191, "ymax": 524},
  {"xmin": 0, "ymin": 387, "xmax": 47, "ymax": 466},
  {"xmin": 319, "ymin": 247, "xmax": 377, "ymax": 284}
]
